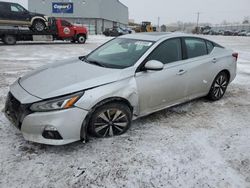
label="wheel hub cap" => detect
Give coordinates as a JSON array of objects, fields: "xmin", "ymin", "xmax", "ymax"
[
  {"xmin": 213, "ymin": 75, "xmax": 227, "ymax": 98},
  {"xmin": 94, "ymin": 109, "xmax": 128, "ymax": 137}
]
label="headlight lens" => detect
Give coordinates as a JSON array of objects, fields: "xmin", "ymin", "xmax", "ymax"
[{"xmin": 30, "ymin": 92, "xmax": 84, "ymax": 112}]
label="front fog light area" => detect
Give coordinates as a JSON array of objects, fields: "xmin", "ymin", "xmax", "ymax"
[{"xmin": 42, "ymin": 126, "xmax": 63, "ymax": 140}]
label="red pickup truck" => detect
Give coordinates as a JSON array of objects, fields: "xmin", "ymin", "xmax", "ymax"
[{"xmin": 0, "ymin": 18, "xmax": 88, "ymax": 45}]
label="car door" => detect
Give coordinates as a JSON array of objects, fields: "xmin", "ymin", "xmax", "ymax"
[
  {"xmin": 182, "ymin": 37, "xmax": 217, "ymax": 99},
  {"xmin": 58, "ymin": 20, "xmax": 75, "ymax": 38},
  {"xmin": 0, "ymin": 3, "xmax": 9, "ymax": 22},
  {"xmin": 135, "ymin": 38, "xmax": 190, "ymax": 115},
  {"xmin": 7, "ymin": 3, "xmax": 30, "ymax": 25}
]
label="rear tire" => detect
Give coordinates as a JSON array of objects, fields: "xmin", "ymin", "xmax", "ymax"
[
  {"xmin": 207, "ymin": 71, "xmax": 229, "ymax": 101},
  {"xmin": 32, "ymin": 20, "xmax": 46, "ymax": 32},
  {"xmin": 77, "ymin": 35, "xmax": 86, "ymax": 44},
  {"xmin": 89, "ymin": 103, "xmax": 132, "ymax": 138},
  {"xmin": 3, "ymin": 35, "xmax": 16, "ymax": 45}
]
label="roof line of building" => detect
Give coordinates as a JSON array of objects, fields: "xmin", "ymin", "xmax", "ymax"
[{"xmin": 117, "ymin": 0, "xmax": 128, "ymax": 9}]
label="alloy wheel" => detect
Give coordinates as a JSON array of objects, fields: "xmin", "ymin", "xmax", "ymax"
[
  {"xmin": 212, "ymin": 73, "xmax": 228, "ymax": 99},
  {"xmin": 35, "ymin": 22, "xmax": 45, "ymax": 32},
  {"xmin": 93, "ymin": 108, "xmax": 129, "ymax": 137}
]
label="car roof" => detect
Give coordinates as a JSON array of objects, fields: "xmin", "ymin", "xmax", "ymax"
[{"xmin": 120, "ymin": 32, "xmax": 193, "ymax": 42}]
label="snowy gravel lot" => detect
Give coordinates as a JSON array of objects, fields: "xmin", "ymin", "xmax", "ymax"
[{"xmin": 0, "ymin": 35, "xmax": 250, "ymax": 188}]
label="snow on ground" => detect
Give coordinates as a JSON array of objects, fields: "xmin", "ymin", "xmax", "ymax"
[{"xmin": 0, "ymin": 35, "xmax": 250, "ymax": 188}]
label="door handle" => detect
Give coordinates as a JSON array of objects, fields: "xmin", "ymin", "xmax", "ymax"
[
  {"xmin": 212, "ymin": 58, "xmax": 217, "ymax": 63},
  {"xmin": 177, "ymin": 69, "xmax": 187, "ymax": 75}
]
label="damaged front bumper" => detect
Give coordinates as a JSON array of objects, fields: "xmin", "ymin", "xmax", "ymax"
[{"xmin": 4, "ymin": 90, "xmax": 89, "ymax": 145}]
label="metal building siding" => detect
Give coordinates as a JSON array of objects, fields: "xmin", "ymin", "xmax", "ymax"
[
  {"xmin": 100, "ymin": 0, "xmax": 128, "ymax": 24},
  {"xmin": 28, "ymin": 0, "xmax": 128, "ymax": 24}
]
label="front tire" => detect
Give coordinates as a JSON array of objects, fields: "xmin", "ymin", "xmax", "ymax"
[
  {"xmin": 89, "ymin": 103, "xmax": 132, "ymax": 138},
  {"xmin": 208, "ymin": 71, "xmax": 229, "ymax": 101},
  {"xmin": 77, "ymin": 35, "xmax": 86, "ymax": 44}
]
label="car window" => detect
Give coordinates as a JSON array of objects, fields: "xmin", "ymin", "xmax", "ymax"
[
  {"xmin": 61, "ymin": 20, "xmax": 71, "ymax": 27},
  {"xmin": 184, "ymin": 38, "xmax": 207, "ymax": 58},
  {"xmin": 99, "ymin": 42, "xmax": 129, "ymax": 55},
  {"xmin": 10, "ymin": 4, "xmax": 25, "ymax": 12},
  {"xmin": 146, "ymin": 38, "xmax": 182, "ymax": 64},
  {"xmin": 206, "ymin": 41, "xmax": 214, "ymax": 54}
]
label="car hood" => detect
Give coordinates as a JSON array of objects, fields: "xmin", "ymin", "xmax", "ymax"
[{"xmin": 19, "ymin": 58, "xmax": 133, "ymax": 99}]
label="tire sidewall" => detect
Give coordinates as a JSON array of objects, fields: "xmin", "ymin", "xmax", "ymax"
[
  {"xmin": 208, "ymin": 71, "xmax": 229, "ymax": 101},
  {"xmin": 89, "ymin": 103, "xmax": 132, "ymax": 138},
  {"xmin": 77, "ymin": 35, "xmax": 86, "ymax": 44},
  {"xmin": 3, "ymin": 35, "xmax": 16, "ymax": 45},
  {"xmin": 33, "ymin": 20, "xmax": 45, "ymax": 32}
]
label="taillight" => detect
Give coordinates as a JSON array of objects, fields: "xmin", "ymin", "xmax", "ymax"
[{"xmin": 232, "ymin": 53, "xmax": 238, "ymax": 61}]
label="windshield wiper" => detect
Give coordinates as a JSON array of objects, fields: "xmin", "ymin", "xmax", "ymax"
[
  {"xmin": 88, "ymin": 60, "xmax": 106, "ymax": 68},
  {"xmin": 79, "ymin": 56, "xmax": 106, "ymax": 68}
]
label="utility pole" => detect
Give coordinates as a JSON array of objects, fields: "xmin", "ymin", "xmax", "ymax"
[
  {"xmin": 157, "ymin": 16, "xmax": 160, "ymax": 32},
  {"xmin": 196, "ymin": 12, "xmax": 201, "ymax": 33}
]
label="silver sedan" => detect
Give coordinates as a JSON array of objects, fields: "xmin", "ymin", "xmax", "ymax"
[{"xmin": 4, "ymin": 33, "xmax": 237, "ymax": 145}]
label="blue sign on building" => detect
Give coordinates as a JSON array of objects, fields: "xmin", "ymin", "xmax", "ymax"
[{"xmin": 52, "ymin": 2, "xmax": 73, "ymax": 14}]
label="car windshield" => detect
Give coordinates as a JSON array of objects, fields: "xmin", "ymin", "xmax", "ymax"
[{"xmin": 85, "ymin": 38, "xmax": 154, "ymax": 69}]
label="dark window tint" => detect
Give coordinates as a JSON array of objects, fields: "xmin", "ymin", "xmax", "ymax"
[
  {"xmin": 147, "ymin": 38, "xmax": 182, "ymax": 64},
  {"xmin": 61, "ymin": 20, "xmax": 71, "ymax": 27},
  {"xmin": 10, "ymin": 3, "xmax": 25, "ymax": 12},
  {"xmin": 206, "ymin": 41, "xmax": 214, "ymax": 54},
  {"xmin": 0, "ymin": 3, "xmax": 5, "ymax": 11},
  {"xmin": 184, "ymin": 38, "xmax": 207, "ymax": 58}
]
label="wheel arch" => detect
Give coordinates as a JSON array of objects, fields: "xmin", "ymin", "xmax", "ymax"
[
  {"xmin": 31, "ymin": 17, "xmax": 47, "ymax": 25},
  {"xmin": 221, "ymin": 69, "xmax": 231, "ymax": 81},
  {"xmin": 80, "ymin": 97, "xmax": 133, "ymax": 142},
  {"xmin": 76, "ymin": 33, "xmax": 87, "ymax": 39},
  {"xmin": 210, "ymin": 69, "xmax": 231, "ymax": 88}
]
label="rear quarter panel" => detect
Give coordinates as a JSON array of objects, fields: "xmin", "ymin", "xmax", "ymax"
[{"xmin": 211, "ymin": 47, "xmax": 237, "ymax": 84}]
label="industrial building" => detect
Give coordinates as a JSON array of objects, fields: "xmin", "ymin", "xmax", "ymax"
[{"xmin": 28, "ymin": 0, "xmax": 129, "ymax": 34}]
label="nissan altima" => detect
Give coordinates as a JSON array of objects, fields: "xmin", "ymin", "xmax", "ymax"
[{"xmin": 4, "ymin": 33, "xmax": 237, "ymax": 145}]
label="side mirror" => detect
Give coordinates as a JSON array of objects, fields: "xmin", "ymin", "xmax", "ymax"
[{"xmin": 144, "ymin": 60, "xmax": 164, "ymax": 71}]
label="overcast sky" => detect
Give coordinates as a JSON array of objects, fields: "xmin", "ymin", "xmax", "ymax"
[{"xmin": 5, "ymin": 0, "xmax": 250, "ymax": 25}]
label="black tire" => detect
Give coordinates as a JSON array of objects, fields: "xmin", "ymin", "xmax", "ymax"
[
  {"xmin": 89, "ymin": 103, "xmax": 132, "ymax": 138},
  {"xmin": 207, "ymin": 71, "xmax": 229, "ymax": 101},
  {"xmin": 77, "ymin": 35, "xmax": 86, "ymax": 44},
  {"xmin": 32, "ymin": 20, "xmax": 46, "ymax": 32},
  {"xmin": 3, "ymin": 35, "xmax": 16, "ymax": 45}
]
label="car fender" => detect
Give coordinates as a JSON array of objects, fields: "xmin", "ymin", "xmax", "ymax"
[
  {"xmin": 31, "ymin": 16, "xmax": 48, "ymax": 26},
  {"xmin": 75, "ymin": 77, "xmax": 139, "ymax": 116}
]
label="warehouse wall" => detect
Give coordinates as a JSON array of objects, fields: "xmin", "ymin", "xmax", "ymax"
[{"xmin": 28, "ymin": 0, "xmax": 128, "ymax": 25}]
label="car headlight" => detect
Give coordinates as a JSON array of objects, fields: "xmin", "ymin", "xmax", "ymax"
[{"xmin": 30, "ymin": 92, "xmax": 84, "ymax": 112}]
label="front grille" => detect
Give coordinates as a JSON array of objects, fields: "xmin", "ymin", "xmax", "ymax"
[{"xmin": 4, "ymin": 92, "xmax": 32, "ymax": 130}]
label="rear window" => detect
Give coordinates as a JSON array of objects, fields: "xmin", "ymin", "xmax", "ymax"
[{"xmin": 184, "ymin": 38, "xmax": 207, "ymax": 58}]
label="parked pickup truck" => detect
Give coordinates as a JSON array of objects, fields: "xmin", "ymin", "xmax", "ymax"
[{"xmin": 0, "ymin": 18, "xmax": 88, "ymax": 45}]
